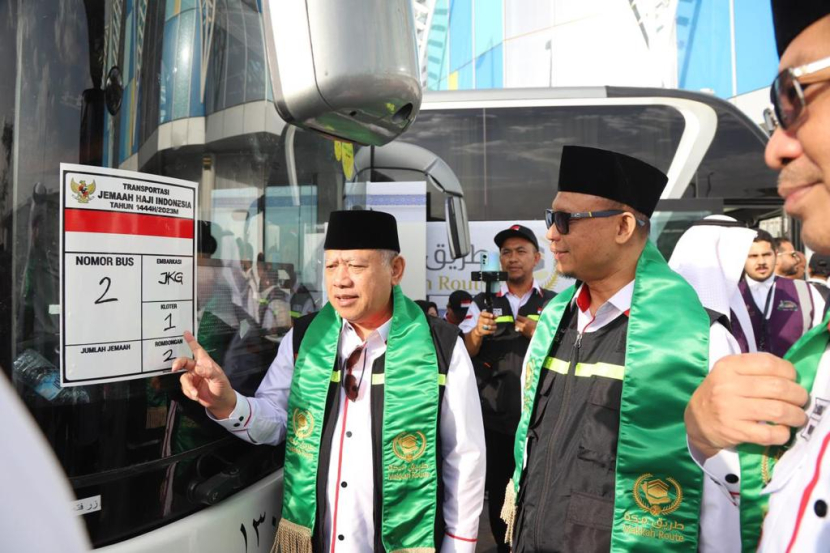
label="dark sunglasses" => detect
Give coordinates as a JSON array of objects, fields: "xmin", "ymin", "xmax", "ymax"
[
  {"xmin": 545, "ymin": 209, "xmax": 644, "ymax": 235},
  {"xmin": 343, "ymin": 346, "xmax": 366, "ymax": 402},
  {"xmin": 763, "ymin": 55, "xmax": 830, "ymax": 133}
]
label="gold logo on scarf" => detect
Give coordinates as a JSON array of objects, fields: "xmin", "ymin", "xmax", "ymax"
[
  {"xmin": 392, "ymin": 431, "xmax": 427, "ymax": 462},
  {"xmin": 633, "ymin": 473, "xmax": 683, "ymax": 516},
  {"xmin": 292, "ymin": 408, "xmax": 314, "ymax": 439},
  {"xmin": 523, "ymin": 361, "xmax": 536, "ymax": 412}
]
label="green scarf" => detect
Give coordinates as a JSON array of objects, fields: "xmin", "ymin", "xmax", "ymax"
[
  {"xmin": 502, "ymin": 241, "xmax": 709, "ymax": 551},
  {"xmin": 737, "ymin": 310, "xmax": 830, "ymax": 552},
  {"xmin": 274, "ymin": 285, "xmax": 441, "ymax": 553}
]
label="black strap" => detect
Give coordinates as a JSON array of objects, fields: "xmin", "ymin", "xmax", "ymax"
[{"xmin": 759, "ymin": 283, "xmax": 775, "ymax": 352}]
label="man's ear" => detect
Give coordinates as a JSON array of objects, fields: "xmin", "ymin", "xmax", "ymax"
[
  {"xmin": 615, "ymin": 213, "xmax": 638, "ymax": 244},
  {"xmin": 391, "ymin": 255, "xmax": 406, "ymax": 285}
]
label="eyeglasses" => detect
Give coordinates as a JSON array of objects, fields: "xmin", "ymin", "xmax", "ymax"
[
  {"xmin": 544, "ymin": 209, "xmax": 645, "ymax": 235},
  {"xmin": 763, "ymin": 55, "xmax": 830, "ymax": 134}
]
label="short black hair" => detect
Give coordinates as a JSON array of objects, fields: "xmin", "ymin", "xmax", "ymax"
[
  {"xmin": 772, "ymin": 236, "xmax": 793, "ymax": 252},
  {"xmin": 754, "ymin": 229, "xmax": 775, "ymax": 246}
]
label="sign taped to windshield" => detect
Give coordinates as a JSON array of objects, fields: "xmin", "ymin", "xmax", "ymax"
[{"xmin": 59, "ymin": 164, "xmax": 198, "ymax": 386}]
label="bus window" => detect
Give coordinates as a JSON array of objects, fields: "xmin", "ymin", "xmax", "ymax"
[
  {"xmin": 0, "ymin": 0, "xmax": 347, "ymax": 548},
  {"xmin": 401, "ymin": 104, "xmax": 685, "ymax": 221}
]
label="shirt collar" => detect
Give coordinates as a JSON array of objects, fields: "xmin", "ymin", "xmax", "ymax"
[
  {"xmin": 745, "ymin": 274, "xmax": 775, "ymax": 291},
  {"xmin": 573, "ymin": 280, "xmax": 634, "ymax": 317},
  {"xmin": 498, "ymin": 280, "xmax": 543, "ymax": 298},
  {"xmin": 341, "ymin": 316, "xmax": 392, "ymax": 349}
]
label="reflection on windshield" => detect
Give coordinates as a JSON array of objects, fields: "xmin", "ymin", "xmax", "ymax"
[{"xmin": 0, "ymin": 0, "xmax": 345, "ymax": 546}]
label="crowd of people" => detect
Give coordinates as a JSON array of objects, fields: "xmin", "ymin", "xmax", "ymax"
[
  {"xmin": 171, "ymin": 3, "xmax": 830, "ymax": 551},
  {"xmin": 8, "ymin": 1, "xmax": 830, "ymax": 552}
]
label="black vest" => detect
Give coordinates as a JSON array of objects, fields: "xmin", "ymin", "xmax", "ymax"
[
  {"xmin": 292, "ymin": 313, "xmax": 459, "ymax": 553},
  {"xmin": 513, "ymin": 306, "xmax": 723, "ymax": 553},
  {"xmin": 472, "ymin": 288, "xmax": 556, "ymax": 434}
]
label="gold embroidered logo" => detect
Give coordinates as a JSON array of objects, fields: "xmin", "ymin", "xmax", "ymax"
[
  {"xmin": 70, "ymin": 178, "xmax": 96, "ymax": 203},
  {"xmin": 292, "ymin": 408, "xmax": 314, "ymax": 439},
  {"xmin": 392, "ymin": 431, "xmax": 427, "ymax": 462},
  {"xmin": 633, "ymin": 473, "xmax": 683, "ymax": 516}
]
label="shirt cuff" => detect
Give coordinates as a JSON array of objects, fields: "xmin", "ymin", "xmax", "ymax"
[
  {"xmin": 206, "ymin": 392, "xmax": 253, "ymax": 434},
  {"xmin": 687, "ymin": 436, "xmax": 741, "ymax": 506},
  {"xmin": 440, "ymin": 531, "xmax": 478, "ymax": 553}
]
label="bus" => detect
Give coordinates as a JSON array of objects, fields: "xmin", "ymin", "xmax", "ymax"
[
  {"xmin": 398, "ymin": 87, "xmax": 782, "ymax": 263},
  {"xmin": 0, "ymin": 1, "xmax": 454, "ymax": 552}
]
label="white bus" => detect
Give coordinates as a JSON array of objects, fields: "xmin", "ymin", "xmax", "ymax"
[
  {"xmin": 397, "ymin": 87, "xmax": 781, "ymax": 259},
  {"xmin": 0, "ymin": 1, "xmax": 453, "ymax": 552}
]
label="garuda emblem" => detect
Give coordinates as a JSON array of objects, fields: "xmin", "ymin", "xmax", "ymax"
[{"xmin": 70, "ymin": 178, "xmax": 96, "ymax": 203}]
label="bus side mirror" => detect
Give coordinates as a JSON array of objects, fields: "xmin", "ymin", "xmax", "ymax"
[
  {"xmin": 262, "ymin": 0, "xmax": 422, "ymax": 146},
  {"xmin": 445, "ymin": 195, "xmax": 471, "ymax": 261}
]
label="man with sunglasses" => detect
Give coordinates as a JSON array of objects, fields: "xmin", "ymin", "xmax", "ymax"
[
  {"xmin": 501, "ymin": 145, "xmax": 714, "ymax": 552},
  {"xmin": 685, "ymin": 3, "xmax": 830, "ymax": 551},
  {"xmin": 174, "ymin": 210, "xmax": 486, "ymax": 553}
]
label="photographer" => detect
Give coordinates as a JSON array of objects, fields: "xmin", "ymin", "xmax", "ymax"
[{"xmin": 460, "ymin": 224, "xmax": 555, "ymax": 551}]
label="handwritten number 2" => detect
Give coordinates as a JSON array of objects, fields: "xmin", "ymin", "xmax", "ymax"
[
  {"xmin": 163, "ymin": 349, "xmax": 174, "ymax": 362},
  {"xmin": 95, "ymin": 277, "xmax": 118, "ymax": 304}
]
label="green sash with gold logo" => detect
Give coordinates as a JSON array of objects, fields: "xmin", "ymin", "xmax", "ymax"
[
  {"xmin": 737, "ymin": 311, "xmax": 829, "ymax": 552},
  {"xmin": 502, "ymin": 241, "xmax": 709, "ymax": 551},
  {"xmin": 275, "ymin": 285, "xmax": 440, "ymax": 553}
]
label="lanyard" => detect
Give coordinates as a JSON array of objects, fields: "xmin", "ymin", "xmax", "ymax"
[{"xmin": 760, "ymin": 283, "xmax": 775, "ymax": 352}]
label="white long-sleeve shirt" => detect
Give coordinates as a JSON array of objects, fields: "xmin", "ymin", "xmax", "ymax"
[
  {"xmin": 211, "ymin": 316, "xmax": 486, "ymax": 553},
  {"xmin": 758, "ymin": 332, "xmax": 830, "ymax": 553}
]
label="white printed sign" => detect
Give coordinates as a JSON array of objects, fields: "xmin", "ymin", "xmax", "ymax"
[
  {"xmin": 72, "ymin": 495, "xmax": 102, "ymax": 516},
  {"xmin": 60, "ymin": 164, "xmax": 198, "ymax": 385},
  {"xmin": 426, "ymin": 220, "xmax": 574, "ymax": 312}
]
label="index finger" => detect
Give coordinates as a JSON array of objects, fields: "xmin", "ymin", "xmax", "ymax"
[
  {"xmin": 184, "ymin": 330, "xmax": 207, "ymax": 359},
  {"xmin": 719, "ymin": 353, "xmax": 798, "ymax": 381}
]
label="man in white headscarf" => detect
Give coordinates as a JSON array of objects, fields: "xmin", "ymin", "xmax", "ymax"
[{"xmin": 668, "ymin": 215, "xmax": 756, "ymax": 552}]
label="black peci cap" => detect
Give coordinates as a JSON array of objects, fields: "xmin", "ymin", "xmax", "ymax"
[
  {"xmin": 558, "ymin": 145, "xmax": 668, "ymax": 218},
  {"xmin": 323, "ymin": 210, "xmax": 400, "ymax": 252},
  {"xmin": 771, "ymin": 0, "xmax": 830, "ymax": 57},
  {"xmin": 495, "ymin": 224, "xmax": 540, "ymax": 251}
]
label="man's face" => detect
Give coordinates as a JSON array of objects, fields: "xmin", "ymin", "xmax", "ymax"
[
  {"xmin": 745, "ymin": 241, "xmax": 776, "ymax": 282},
  {"xmin": 324, "ymin": 249, "xmax": 403, "ymax": 326},
  {"xmin": 499, "ymin": 236, "xmax": 541, "ymax": 284},
  {"xmin": 545, "ymin": 192, "xmax": 621, "ymax": 281},
  {"xmin": 765, "ymin": 15, "xmax": 830, "ymax": 254},
  {"xmin": 775, "ymin": 240, "xmax": 801, "ymax": 277}
]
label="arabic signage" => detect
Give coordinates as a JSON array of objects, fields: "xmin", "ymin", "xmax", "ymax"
[
  {"xmin": 426, "ymin": 220, "xmax": 574, "ymax": 312},
  {"xmin": 59, "ymin": 164, "xmax": 197, "ymax": 386},
  {"xmin": 72, "ymin": 495, "xmax": 101, "ymax": 516}
]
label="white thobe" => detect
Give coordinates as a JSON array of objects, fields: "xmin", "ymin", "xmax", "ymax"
[{"xmin": 211, "ymin": 316, "xmax": 486, "ymax": 552}]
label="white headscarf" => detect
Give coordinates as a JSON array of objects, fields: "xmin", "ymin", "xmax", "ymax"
[{"xmin": 668, "ymin": 215, "xmax": 757, "ymax": 351}]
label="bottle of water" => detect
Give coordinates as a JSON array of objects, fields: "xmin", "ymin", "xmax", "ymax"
[{"xmin": 12, "ymin": 349, "xmax": 90, "ymax": 404}]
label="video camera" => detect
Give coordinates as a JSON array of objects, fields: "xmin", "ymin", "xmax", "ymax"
[{"xmin": 471, "ymin": 251, "xmax": 507, "ymax": 313}]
